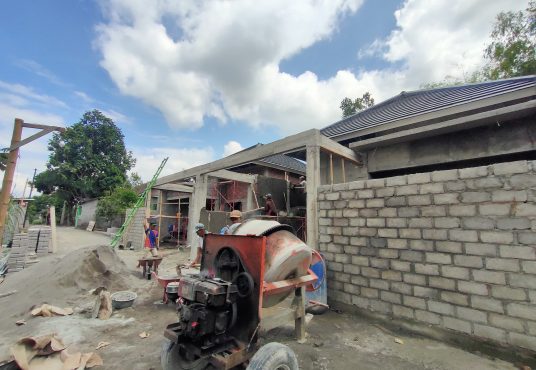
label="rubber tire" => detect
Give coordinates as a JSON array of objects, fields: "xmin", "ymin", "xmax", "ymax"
[
  {"xmin": 161, "ymin": 339, "xmax": 212, "ymax": 370},
  {"xmin": 246, "ymin": 342, "xmax": 299, "ymax": 370},
  {"xmin": 306, "ymin": 304, "xmax": 328, "ymax": 315}
]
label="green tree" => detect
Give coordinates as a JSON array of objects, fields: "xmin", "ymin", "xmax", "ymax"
[
  {"xmin": 484, "ymin": 1, "xmax": 536, "ymax": 79},
  {"xmin": 96, "ymin": 186, "xmax": 138, "ymax": 225},
  {"xmin": 26, "ymin": 194, "xmax": 63, "ymax": 224},
  {"xmin": 34, "ymin": 110, "xmax": 135, "ymax": 222},
  {"xmin": 0, "ymin": 149, "xmax": 8, "ymax": 171},
  {"xmin": 340, "ymin": 92, "xmax": 375, "ymax": 118}
]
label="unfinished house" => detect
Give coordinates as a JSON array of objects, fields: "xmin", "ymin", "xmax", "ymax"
[
  {"xmin": 317, "ymin": 75, "xmax": 536, "ymax": 352},
  {"xmin": 124, "ymin": 151, "xmax": 309, "ymax": 249},
  {"xmin": 142, "ymin": 75, "xmax": 535, "ymax": 353}
]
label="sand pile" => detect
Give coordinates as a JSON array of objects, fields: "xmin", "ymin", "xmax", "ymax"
[{"xmin": 0, "ymin": 245, "xmax": 132, "ymax": 320}]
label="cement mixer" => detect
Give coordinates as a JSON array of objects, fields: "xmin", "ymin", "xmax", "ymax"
[{"xmin": 161, "ymin": 219, "xmax": 317, "ymax": 370}]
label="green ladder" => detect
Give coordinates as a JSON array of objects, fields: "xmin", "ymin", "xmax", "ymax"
[{"xmin": 110, "ymin": 157, "xmax": 168, "ymax": 248}]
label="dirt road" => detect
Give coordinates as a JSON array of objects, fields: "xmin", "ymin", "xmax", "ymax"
[{"xmin": 0, "ymin": 228, "xmax": 523, "ymax": 369}]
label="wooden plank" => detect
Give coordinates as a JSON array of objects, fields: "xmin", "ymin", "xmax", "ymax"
[{"xmin": 21, "ymin": 122, "xmax": 64, "ymax": 131}]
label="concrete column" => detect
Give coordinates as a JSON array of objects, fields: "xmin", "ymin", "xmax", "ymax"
[
  {"xmin": 50, "ymin": 206, "xmax": 57, "ymax": 253},
  {"xmin": 246, "ymin": 184, "xmax": 254, "ymax": 211},
  {"xmin": 187, "ymin": 174, "xmax": 208, "ymax": 260},
  {"xmin": 306, "ymin": 145, "xmax": 320, "ymax": 249}
]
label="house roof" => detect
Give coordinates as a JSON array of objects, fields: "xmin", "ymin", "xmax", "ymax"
[
  {"xmin": 230, "ymin": 143, "xmax": 306, "ymax": 174},
  {"xmin": 321, "ymin": 76, "xmax": 536, "ymax": 139},
  {"xmin": 257, "ymin": 153, "xmax": 306, "ymax": 174}
]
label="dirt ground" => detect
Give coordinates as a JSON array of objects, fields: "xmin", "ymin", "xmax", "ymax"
[{"xmin": 0, "ymin": 227, "xmax": 524, "ymax": 369}]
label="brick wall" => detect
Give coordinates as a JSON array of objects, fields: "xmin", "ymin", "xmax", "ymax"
[{"xmin": 317, "ymin": 160, "xmax": 536, "ymax": 352}]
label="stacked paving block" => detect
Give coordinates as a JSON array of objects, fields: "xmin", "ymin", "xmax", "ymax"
[
  {"xmin": 30, "ymin": 226, "xmax": 52, "ymax": 256},
  {"xmin": 7, "ymin": 233, "xmax": 29, "ymax": 272}
]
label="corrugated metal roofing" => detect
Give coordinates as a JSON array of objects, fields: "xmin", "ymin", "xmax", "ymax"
[
  {"xmin": 321, "ymin": 76, "xmax": 536, "ymax": 139},
  {"xmin": 258, "ymin": 153, "xmax": 306, "ymax": 174},
  {"xmin": 230, "ymin": 143, "xmax": 306, "ymax": 174}
]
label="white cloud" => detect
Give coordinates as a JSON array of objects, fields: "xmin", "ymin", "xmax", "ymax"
[
  {"xmin": 95, "ymin": 0, "xmax": 527, "ymax": 135},
  {"xmin": 74, "ymin": 91, "xmax": 94, "ymax": 103},
  {"xmin": 222, "ymin": 140, "xmax": 243, "ymax": 157},
  {"xmin": 99, "ymin": 108, "xmax": 132, "ymax": 125},
  {"xmin": 131, "ymin": 146, "xmax": 215, "ymax": 181},
  {"xmin": 17, "ymin": 59, "xmax": 66, "ymax": 87},
  {"xmin": 0, "ymin": 81, "xmax": 68, "ymax": 109}
]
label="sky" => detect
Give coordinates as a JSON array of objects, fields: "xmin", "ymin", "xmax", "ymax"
[{"xmin": 0, "ymin": 0, "xmax": 528, "ymax": 197}]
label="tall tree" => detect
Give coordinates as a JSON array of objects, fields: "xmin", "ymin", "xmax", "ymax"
[
  {"xmin": 483, "ymin": 0, "xmax": 536, "ymax": 79},
  {"xmin": 34, "ymin": 110, "xmax": 135, "ymax": 219},
  {"xmin": 0, "ymin": 149, "xmax": 7, "ymax": 171},
  {"xmin": 340, "ymin": 92, "xmax": 375, "ymax": 118}
]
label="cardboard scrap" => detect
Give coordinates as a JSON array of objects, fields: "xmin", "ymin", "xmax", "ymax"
[
  {"xmin": 30, "ymin": 304, "xmax": 73, "ymax": 317},
  {"xmin": 138, "ymin": 332, "xmax": 150, "ymax": 339},
  {"xmin": 95, "ymin": 342, "xmax": 110, "ymax": 350},
  {"xmin": 91, "ymin": 289, "xmax": 112, "ymax": 320},
  {"xmin": 10, "ymin": 334, "xmax": 102, "ymax": 370},
  {"xmin": 394, "ymin": 338, "xmax": 404, "ymax": 345}
]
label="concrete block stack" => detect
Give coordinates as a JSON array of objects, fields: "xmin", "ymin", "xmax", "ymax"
[
  {"xmin": 317, "ymin": 159, "xmax": 536, "ymax": 352},
  {"xmin": 30, "ymin": 226, "xmax": 52, "ymax": 256},
  {"xmin": 7, "ymin": 233, "xmax": 29, "ymax": 272}
]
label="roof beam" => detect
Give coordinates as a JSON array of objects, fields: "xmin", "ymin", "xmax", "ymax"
[
  {"xmin": 350, "ymin": 100, "xmax": 536, "ymax": 151},
  {"xmin": 317, "ymin": 134, "xmax": 362, "ymax": 164},
  {"xmin": 207, "ymin": 169, "xmax": 257, "ymax": 183},
  {"xmin": 153, "ymin": 183, "xmax": 193, "ymax": 193},
  {"xmin": 155, "ymin": 129, "xmax": 317, "ymax": 185}
]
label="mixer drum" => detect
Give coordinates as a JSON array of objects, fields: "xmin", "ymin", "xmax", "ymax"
[{"xmin": 232, "ymin": 219, "xmax": 312, "ymax": 307}]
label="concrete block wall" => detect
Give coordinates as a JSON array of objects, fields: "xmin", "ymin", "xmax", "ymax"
[
  {"xmin": 317, "ymin": 160, "xmax": 536, "ymax": 352},
  {"xmin": 123, "ymin": 207, "xmax": 146, "ymax": 250}
]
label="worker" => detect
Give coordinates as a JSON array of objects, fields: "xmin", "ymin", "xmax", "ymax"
[
  {"xmin": 225, "ymin": 210, "xmax": 242, "ymax": 234},
  {"xmin": 264, "ymin": 194, "xmax": 278, "ymax": 216},
  {"xmin": 188, "ymin": 223, "xmax": 207, "ymax": 267},
  {"xmin": 299, "ymin": 176, "xmax": 306, "ymax": 187},
  {"xmin": 144, "ymin": 220, "xmax": 159, "ymax": 257}
]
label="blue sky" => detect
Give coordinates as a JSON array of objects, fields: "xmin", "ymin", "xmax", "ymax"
[{"xmin": 0, "ymin": 0, "xmax": 527, "ymax": 196}]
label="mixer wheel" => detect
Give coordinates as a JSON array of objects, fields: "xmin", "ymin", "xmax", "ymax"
[
  {"xmin": 246, "ymin": 342, "xmax": 298, "ymax": 370},
  {"xmin": 161, "ymin": 339, "xmax": 213, "ymax": 370},
  {"xmin": 234, "ymin": 272, "xmax": 254, "ymax": 298}
]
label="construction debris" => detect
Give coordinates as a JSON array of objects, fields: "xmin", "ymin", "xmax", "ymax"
[
  {"xmin": 138, "ymin": 332, "xmax": 150, "ymax": 339},
  {"xmin": 91, "ymin": 288, "xmax": 112, "ymax": 320},
  {"xmin": 15, "ymin": 320, "xmax": 25, "ymax": 326},
  {"xmin": 30, "ymin": 304, "xmax": 73, "ymax": 317},
  {"xmin": 10, "ymin": 333, "xmax": 102, "ymax": 370},
  {"xmin": 95, "ymin": 342, "xmax": 110, "ymax": 350}
]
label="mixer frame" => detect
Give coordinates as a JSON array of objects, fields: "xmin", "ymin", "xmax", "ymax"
[{"xmin": 163, "ymin": 233, "xmax": 317, "ymax": 369}]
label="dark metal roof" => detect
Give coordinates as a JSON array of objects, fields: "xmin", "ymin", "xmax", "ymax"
[
  {"xmin": 258, "ymin": 153, "xmax": 306, "ymax": 174},
  {"xmin": 229, "ymin": 143, "xmax": 306, "ymax": 174},
  {"xmin": 321, "ymin": 76, "xmax": 536, "ymax": 139}
]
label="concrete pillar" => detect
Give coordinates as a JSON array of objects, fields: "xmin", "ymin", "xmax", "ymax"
[
  {"xmin": 188, "ymin": 174, "xmax": 208, "ymax": 260},
  {"xmin": 306, "ymin": 145, "xmax": 320, "ymax": 249},
  {"xmin": 246, "ymin": 184, "xmax": 254, "ymax": 211},
  {"xmin": 50, "ymin": 206, "xmax": 57, "ymax": 253}
]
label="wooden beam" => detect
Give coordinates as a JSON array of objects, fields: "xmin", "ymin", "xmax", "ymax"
[
  {"xmin": 155, "ymin": 129, "xmax": 318, "ymax": 185},
  {"xmin": 317, "ymin": 133, "xmax": 362, "ymax": 164},
  {"xmin": 22, "ymin": 122, "xmax": 65, "ymax": 132},
  {"xmin": 153, "ymin": 183, "xmax": 193, "ymax": 193},
  {"xmin": 349, "ymin": 100, "xmax": 536, "ymax": 151},
  {"xmin": 207, "ymin": 169, "xmax": 256, "ymax": 184},
  {"xmin": 8, "ymin": 128, "xmax": 54, "ymax": 151}
]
